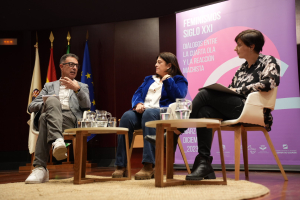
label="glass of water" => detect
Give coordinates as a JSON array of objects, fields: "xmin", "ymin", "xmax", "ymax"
[
  {"xmin": 175, "ymin": 109, "xmax": 191, "ymax": 119},
  {"xmin": 77, "ymin": 118, "xmax": 82, "ymax": 128},
  {"xmin": 160, "ymin": 107, "xmax": 170, "ymax": 120},
  {"xmin": 108, "ymin": 117, "xmax": 117, "ymax": 127}
]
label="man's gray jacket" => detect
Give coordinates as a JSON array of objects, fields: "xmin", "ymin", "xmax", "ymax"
[{"xmin": 28, "ymin": 80, "xmax": 91, "ymax": 129}]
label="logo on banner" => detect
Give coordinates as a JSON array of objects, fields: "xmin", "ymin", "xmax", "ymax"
[
  {"xmin": 259, "ymin": 145, "xmax": 267, "ymax": 151},
  {"xmin": 258, "ymin": 145, "xmax": 268, "ymax": 154},
  {"xmin": 248, "ymin": 145, "xmax": 256, "ymax": 154},
  {"xmin": 276, "ymin": 143, "xmax": 297, "ymax": 155},
  {"xmin": 216, "ymin": 144, "xmax": 230, "ymax": 157}
]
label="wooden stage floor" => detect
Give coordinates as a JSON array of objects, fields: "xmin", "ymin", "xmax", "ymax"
[{"xmin": 0, "ymin": 168, "xmax": 299, "ymax": 200}]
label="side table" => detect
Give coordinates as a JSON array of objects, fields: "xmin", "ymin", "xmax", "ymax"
[
  {"xmin": 145, "ymin": 119, "xmax": 227, "ymax": 187},
  {"xmin": 64, "ymin": 127, "xmax": 130, "ymax": 184}
]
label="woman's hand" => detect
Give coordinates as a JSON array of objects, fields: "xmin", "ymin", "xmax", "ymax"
[
  {"xmin": 230, "ymin": 88, "xmax": 237, "ymax": 92},
  {"xmin": 161, "ymin": 74, "xmax": 171, "ymax": 81},
  {"xmin": 135, "ymin": 103, "xmax": 145, "ymax": 113}
]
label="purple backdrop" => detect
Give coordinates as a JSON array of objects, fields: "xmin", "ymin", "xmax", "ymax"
[{"xmin": 175, "ymin": 0, "xmax": 300, "ymax": 165}]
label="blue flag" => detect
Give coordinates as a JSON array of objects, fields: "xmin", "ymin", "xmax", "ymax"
[{"xmin": 81, "ymin": 40, "xmax": 96, "ymax": 141}]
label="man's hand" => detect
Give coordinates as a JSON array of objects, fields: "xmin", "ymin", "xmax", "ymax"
[
  {"xmin": 60, "ymin": 77, "xmax": 80, "ymax": 91},
  {"xmin": 135, "ymin": 103, "xmax": 145, "ymax": 114}
]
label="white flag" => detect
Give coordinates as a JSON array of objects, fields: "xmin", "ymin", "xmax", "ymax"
[{"xmin": 28, "ymin": 44, "xmax": 42, "ymax": 154}]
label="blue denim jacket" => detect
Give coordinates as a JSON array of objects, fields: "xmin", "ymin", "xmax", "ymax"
[{"xmin": 131, "ymin": 75, "xmax": 188, "ymax": 109}]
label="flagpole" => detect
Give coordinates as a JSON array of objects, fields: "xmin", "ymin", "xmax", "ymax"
[
  {"xmin": 67, "ymin": 31, "xmax": 71, "ymax": 53},
  {"xmin": 46, "ymin": 32, "xmax": 57, "ymax": 82},
  {"xmin": 35, "ymin": 31, "xmax": 38, "ymax": 48},
  {"xmin": 67, "ymin": 31, "xmax": 71, "ymax": 45},
  {"xmin": 49, "ymin": 31, "xmax": 54, "ymax": 49}
]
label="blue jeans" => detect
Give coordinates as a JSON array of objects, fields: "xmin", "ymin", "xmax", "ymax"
[{"xmin": 115, "ymin": 109, "xmax": 160, "ymax": 167}]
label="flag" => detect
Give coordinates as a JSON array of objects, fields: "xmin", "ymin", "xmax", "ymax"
[
  {"xmin": 46, "ymin": 48, "xmax": 57, "ymax": 82},
  {"xmin": 81, "ymin": 40, "xmax": 96, "ymax": 141},
  {"xmin": 28, "ymin": 44, "xmax": 42, "ymax": 154}
]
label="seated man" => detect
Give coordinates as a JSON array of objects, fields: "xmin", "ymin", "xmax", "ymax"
[{"xmin": 25, "ymin": 53, "xmax": 91, "ymax": 184}]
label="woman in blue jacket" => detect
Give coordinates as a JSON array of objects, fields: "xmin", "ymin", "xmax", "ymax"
[{"xmin": 113, "ymin": 52, "xmax": 188, "ymax": 180}]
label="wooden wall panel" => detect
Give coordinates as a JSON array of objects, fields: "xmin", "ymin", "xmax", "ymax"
[
  {"xmin": 114, "ymin": 18, "xmax": 160, "ymax": 119},
  {"xmin": 159, "ymin": 14, "xmax": 176, "ymax": 55},
  {"xmin": 0, "ymin": 31, "xmax": 32, "ymax": 152}
]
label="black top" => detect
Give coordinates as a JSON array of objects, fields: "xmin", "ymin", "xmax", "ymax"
[{"xmin": 229, "ymin": 54, "xmax": 281, "ymax": 131}]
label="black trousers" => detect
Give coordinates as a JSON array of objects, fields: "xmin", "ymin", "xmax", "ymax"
[{"xmin": 178, "ymin": 89, "xmax": 245, "ymax": 158}]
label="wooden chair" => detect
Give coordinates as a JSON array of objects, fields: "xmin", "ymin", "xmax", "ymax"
[
  {"xmin": 129, "ymin": 129, "xmax": 191, "ymax": 174},
  {"xmin": 212, "ymin": 87, "xmax": 288, "ymax": 181}
]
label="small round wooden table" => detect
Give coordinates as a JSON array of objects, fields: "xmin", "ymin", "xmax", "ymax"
[
  {"xmin": 64, "ymin": 127, "xmax": 130, "ymax": 184},
  {"xmin": 145, "ymin": 119, "xmax": 227, "ymax": 187}
]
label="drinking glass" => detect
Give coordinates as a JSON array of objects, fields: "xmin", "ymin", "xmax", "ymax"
[
  {"xmin": 77, "ymin": 118, "xmax": 82, "ymax": 128},
  {"xmin": 160, "ymin": 107, "xmax": 170, "ymax": 120},
  {"xmin": 95, "ymin": 110, "xmax": 111, "ymax": 127},
  {"xmin": 175, "ymin": 98, "xmax": 192, "ymax": 119},
  {"xmin": 108, "ymin": 117, "xmax": 117, "ymax": 127}
]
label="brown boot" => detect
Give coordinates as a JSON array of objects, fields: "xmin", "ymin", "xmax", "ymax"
[
  {"xmin": 134, "ymin": 163, "xmax": 155, "ymax": 180},
  {"xmin": 112, "ymin": 166, "xmax": 127, "ymax": 178}
]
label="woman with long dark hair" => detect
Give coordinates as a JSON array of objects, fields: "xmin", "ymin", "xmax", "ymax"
[{"xmin": 113, "ymin": 52, "xmax": 188, "ymax": 180}]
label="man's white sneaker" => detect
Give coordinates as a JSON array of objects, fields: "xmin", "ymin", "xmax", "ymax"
[
  {"xmin": 25, "ymin": 166, "xmax": 49, "ymax": 184},
  {"xmin": 52, "ymin": 138, "xmax": 67, "ymax": 160}
]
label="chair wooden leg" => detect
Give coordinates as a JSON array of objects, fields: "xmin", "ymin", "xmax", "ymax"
[
  {"xmin": 129, "ymin": 132, "xmax": 136, "ymax": 160},
  {"xmin": 48, "ymin": 149, "xmax": 54, "ymax": 165},
  {"xmin": 241, "ymin": 127, "xmax": 249, "ymax": 180},
  {"xmin": 262, "ymin": 129, "xmax": 288, "ymax": 181},
  {"xmin": 211, "ymin": 128, "xmax": 216, "ymax": 146},
  {"xmin": 178, "ymin": 137, "xmax": 191, "ymax": 174},
  {"xmin": 31, "ymin": 153, "xmax": 35, "ymax": 170},
  {"xmin": 67, "ymin": 145, "xmax": 70, "ymax": 162},
  {"xmin": 122, "ymin": 131, "xmax": 131, "ymax": 179},
  {"xmin": 234, "ymin": 126, "xmax": 242, "ymax": 180},
  {"xmin": 217, "ymin": 128, "xmax": 227, "ymax": 183}
]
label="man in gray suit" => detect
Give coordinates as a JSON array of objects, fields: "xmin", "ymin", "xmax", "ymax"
[{"xmin": 25, "ymin": 53, "xmax": 91, "ymax": 184}]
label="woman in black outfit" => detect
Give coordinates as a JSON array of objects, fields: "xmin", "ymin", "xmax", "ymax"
[{"xmin": 145, "ymin": 29, "xmax": 280, "ymax": 180}]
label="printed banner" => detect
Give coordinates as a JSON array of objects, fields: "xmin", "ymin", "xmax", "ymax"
[{"xmin": 175, "ymin": 0, "xmax": 299, "ymax": 165}]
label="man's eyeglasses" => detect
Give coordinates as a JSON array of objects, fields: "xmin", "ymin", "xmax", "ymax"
[{"xmin": 62, "ymin": 62, "xmax": 80, "ymax": 69}]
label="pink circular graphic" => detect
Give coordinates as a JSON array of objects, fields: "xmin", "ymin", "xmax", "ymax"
[{"xmin": 186, "ymin": 26, "xmax": 280, "ymax": 99}]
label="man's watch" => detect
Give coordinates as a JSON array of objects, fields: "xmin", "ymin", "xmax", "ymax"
[{"xmin": 75, "ymin": 88, "xmax": 81, "ymax": 94}]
